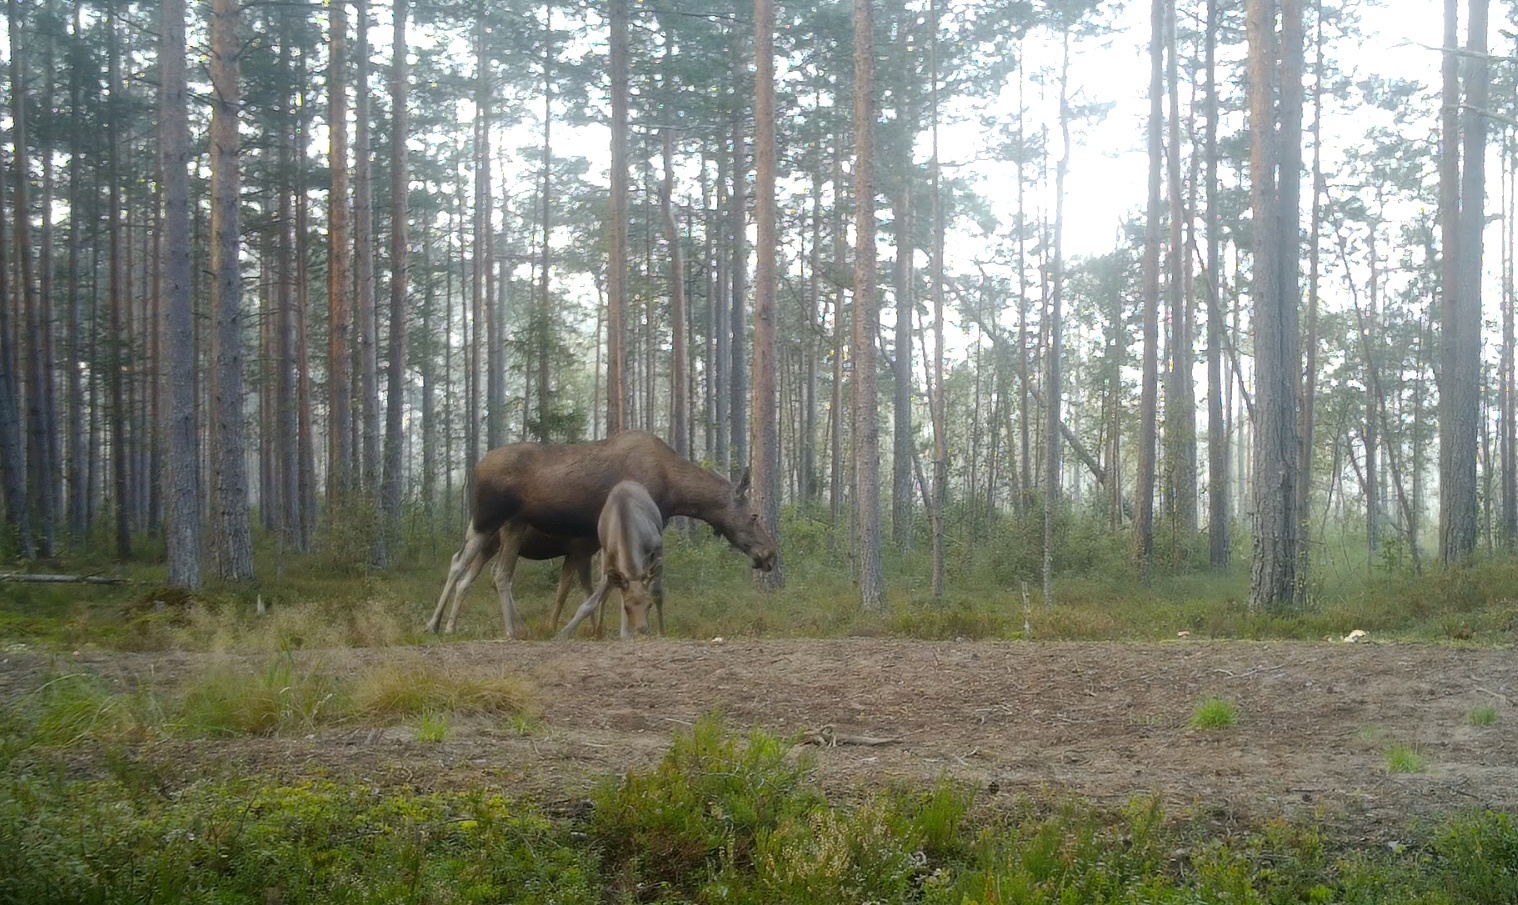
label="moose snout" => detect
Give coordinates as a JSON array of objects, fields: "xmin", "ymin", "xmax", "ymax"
[{"xmin": 752, "ymin": 549, "xmax": 777, "ymax": 572}]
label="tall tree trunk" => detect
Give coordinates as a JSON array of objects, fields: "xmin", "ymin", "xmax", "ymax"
[
  {"xmin": 209, "ymin": 0, "xmax": 253, "ymax": 581},
  {"xmin": 276, "ymin": 23, "xmax": 303, "ymax": 554},
  {"xmin": 929, "ymin": 0, "xmax": 946, "ymax": 598},
  {"xmin": 1296, "ymin": 10, "xmax": 1324, "ymax": 604},
  {"xmin": 1016, "ymin": 67, "xmax": 1031, "ymax": 515},
  {"xmin": 606, "ymin": 0, "xmax": 629, "ymax": 436},
  {"xmin": 891, "ymin": 79, "xmax": 915, "ymax": 551},
  {"xmin": 294, "ymin": 56, "xmax": 317, "ymax": 546},
  {"xmin": 0, "ymin": 105, "xmax": 29, "ymax": 557},
  {"xmin": 1205, "ymin": 0, "xmax": 1228, "ymax": 567},
  {"xmin": 829, "ymin": 151, "xmax": 847, "ymax": 534},
  {"xmin": 1366, "ymin": 223, "xmax": 1380, "ymax": 567},
  {"xmin": 470, "ymin": 18, "xmax": 489, "ymax": 464},
  {"xmin": 1136, "ymin": 0, "xmax": 1163, "ymax": 583},
  {"xmin": 730, "ymin": 10, "xmax": 750, "ymax": 470},
  {"xmin": 108, "ymin": 6, "xmax": 130, "ymax": 561},
  {"xmin": 11, "ymin": 0, "xmax": 53, "ymax": 556},
  {"xmin": 38, "ymin": 9, "xmax": 61, "ymax": 546},
  {"xmin": 328, "ymin": 0, "xmax": 355, "ymax": 500},
  {"xmin": 1503, "ymin": 121, "xmax": 1517, "ymax": 549},
  {"xmin": 1044, "ymin": 29, "xmax": 1071, "ymax": 607},
  {"xmin": 377, "ymin": 0, "xmax": 410, "ymax": 567},
  {"xmin": 853, "ymin": 0, "xmax": 884, "ymax": 609},
  {"xmin": 1442, "ymin": 0, "xmax": 1487, "ymax": 564},
  {"xmin": 354, "ymin": 0, "xmax": 380, "ymax": 492},
  {"xmin": 1163, "ymin": 0, "xmax": 1196, "ymax": 548},
  {"xmin": 536, "ymin": 3, "xmax": 554, "ymax": 441},
  {"xmin": 1247, "ymin": 0, "xmax": 1304, "ymax": 610},
  {"xmin": 663, "ymin": 128, "xmax": 689, "ymax": 458},
  {"xmin": 714, "ymin": 151, "xmax": 732, "ymax": 469},
  {"xmin": 752, "ymin": 0, "xmax": 783, "ymax": 588},
  {"xmin": 802, "ymin": 165, "xmax": 822, "ymax": 506},
  {"xmin": 65, "ymin": 2, "xmax": 86, "ymax": 543}
]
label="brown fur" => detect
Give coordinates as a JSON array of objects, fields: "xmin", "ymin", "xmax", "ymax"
[
  {"xmin": 426, "ymin": 521, "xmax": 599, "ymax": 637},
  {"xmin": 558, "ymin": 481, "xmax": 665, "ymax": 640},
  {"xmin": 431, "ymin": 432, "xmax": 776, "ymax": 638}
]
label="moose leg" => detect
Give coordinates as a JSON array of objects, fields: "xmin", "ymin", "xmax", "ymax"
[
  {"xmin": 653, "ymin": 571, "xmax": 666, "ymax": 637},
  {"xmin": 428, "ymin": 524, "xmax": 497, "ymax": 634},
  {"xmin": 491, "ymin": 522, "xmax": 531, "ymax": 639},
  {"xmin": 557, "ymin": 577, "xmax": 611, "ymax": 640},
  {"xmin": 549, "ymin": 550, "xmax": 595, "ymax": 634},
  {"xmin": 442, "ymin": 527, "xmax": 500, "ymax": 633}
]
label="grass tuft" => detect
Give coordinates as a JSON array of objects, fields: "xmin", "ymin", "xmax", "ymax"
[
  {"xmin": 1190, "ymin": 696, "xmax": 1238, "ymax": 729},
  {"xmin": 415, "ymin": 710, "xmax": 449, "ymax": 743},
  {"xmin": 177, "ymin": 654, "xmax": 344, "ymax": 737},
  {"xmin": 1468, "ymin": 705, "xmax": 1498, "ymax": 727},
  {"xmin": 349, "ymin": 660, "xmax": 534, "ymax": 720},
  {"xmin": 1384, "ymin": 742, "xmax": 1427, "ymax": 774}
]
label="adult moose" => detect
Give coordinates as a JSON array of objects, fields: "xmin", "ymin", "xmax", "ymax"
[
  {"xmin": 431, "ymin": 431, "xmax": 777, "ymax": 639},
  {"xmin": 558, "ymin": 481, "xmax": 665, "ymax": 639}
]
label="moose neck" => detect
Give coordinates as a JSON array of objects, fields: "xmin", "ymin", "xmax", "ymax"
[{"xmin": 666, "ymin": 460, "xmax": 738, "ymax": 527}]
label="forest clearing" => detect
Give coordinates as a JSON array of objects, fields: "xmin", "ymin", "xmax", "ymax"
[
  {"xmin": 7, "ymin": 610, "xmax": 1518, "ymax": 901},
  {"xmin": 8, "ymin": 634, "xmax": 1514, "ymax": 832},
  {"xmin": 6, "ymin": 0, "xmax": 1518, "ymax": 894}
]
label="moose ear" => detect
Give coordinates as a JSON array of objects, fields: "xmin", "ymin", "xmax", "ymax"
[{"xmin": 734, "ymin": 468, "xmax": 752, "ymax": 502}]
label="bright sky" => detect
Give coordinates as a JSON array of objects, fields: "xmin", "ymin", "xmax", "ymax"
[{"xmin": 994, "ymin": 0, "xmax": 1438, "ymax": 261}]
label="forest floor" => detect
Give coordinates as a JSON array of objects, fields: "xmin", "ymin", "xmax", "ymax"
[{"xmin": 7, "ymin": 637, "xmax": 1516, "ymax": 840}]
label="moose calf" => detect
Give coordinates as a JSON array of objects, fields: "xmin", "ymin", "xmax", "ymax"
[{"xmin": 557, "ymin": 480, "xmax": 666, "ymax": 640}]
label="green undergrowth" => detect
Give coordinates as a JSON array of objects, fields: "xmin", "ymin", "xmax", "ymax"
[
  {"xmin": 2, "ymin": 714, "xmax": 1517, "ymax": 904},
  {"xmin": 0, "ymin": 655, "xmax": 537, "ymax": 752},
  {"xmin": 4, "ymin": 511, "xmax": 1518, "ymax": 652}
]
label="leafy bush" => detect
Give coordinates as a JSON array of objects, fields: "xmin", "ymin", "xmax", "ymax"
[
  {"xmin": 0, "ymin": 774, "xmax": 598, "ymax": 905},
  {"xmin": 1434, "ymin": 810, "xmax": 1518, "ymax": 904}
]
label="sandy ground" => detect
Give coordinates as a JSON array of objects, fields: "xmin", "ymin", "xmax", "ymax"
[{"xmin": 6, "ymin": 637, "xmax": 1515, "ymax": 837}]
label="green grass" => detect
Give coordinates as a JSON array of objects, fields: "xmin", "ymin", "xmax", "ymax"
[
  {"xmin": 1190, "ymin": 696, "xmax": 1238, "ymax": 729},
  {"xmin": 3, "ymin": 716, "xmax": 1515, "ymax": 904},
  {"xmin": 2, "ymin": 655, "xmax": 537, "ymax": 749},
  {"xmin": 348, "ymin": 659, "xmax": 534, "ymax": 720},
  {"xmin": 12, "ymin": 508, "xmax": 1518, "ymax": 651},
  {"xmin": 1385, "ymin": 742, "xmax": 1428, "ymax": 774},
  {"xmin": 1469, "ymin": 705, "xmax": 1498, "ymax": 726},
  {"xmin": 415, "ymin": 710, "xmax": 449, "ymax": 743}
]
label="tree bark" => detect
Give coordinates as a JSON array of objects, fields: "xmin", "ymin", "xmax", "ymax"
[
  {"xmin": 208, "ymin": 0, "xmax": 253, "ymax": 581},
  {"xmin": 1247, "ymin": 0, "xmax": 1303, "ymax": 610},
  {"xmin": 1297, "ymin": 8, "xmax": 1324, "ymax": 604},
  {"xmin": 607, "ymin": 0, "xmax": 629, "ymax": 437},
  {"xmin": 0, "ymin": 89, "xmax": 29, "ymax": 557},
  {"xmin": 1136, "ymin": 0, "xmax": 1163, "ymax": 583},
  {"xmin": 1045, "ymin": 29, "xmax": 1071, "ymax": 607},
  {"xmin": 752, "ymin": 0, "xmax": 783, "ymax": 588},
  {"xmin": 65, "ymin": 2, "xmax": 86, "ymax": 543},
  {"xmin": 11, "ymin": 0, "xmax": 54, "ymax": 556},
  {"xmin": 853, "ymin": 0, "xmax": 885, "ymax": 610},
  {"xmin": 1441, "ymin": 0, "xmax": 1487, "ymax": 565},
  {"xmin": 662, "ymin": 119, "xmax": 689, "ymax": 459},
  {"xmin": 1163, "ymin": 0, "xmax": 1196, "ymax": 546},
  {"xmin": 328, "ymin": 0, "xmax": 355, "ymax": 501},
  {"xmin": 1204, "ymin": 0, "xmax": 1228, "ymax": 568},
  {"xmin": 929, "ymin": 0, "xmax": 946, "ymax": 598},
  {"xmin": 891, "ymin": 57, "xmax": 915, "ymax": 551},
  {"xmin": 730, "ymin": 8, "xmax": 750, "ymax": 470},
  {"xmin": 353, "ymin": 0, "xmax": 380, "ymax": 492},
  {"xmin": 108, "ymin": 6, "xmax": 130, "ymax": 561},
  {"xmin": 377, "ymin": 0, "xmax": 410, "ymax": 568}
]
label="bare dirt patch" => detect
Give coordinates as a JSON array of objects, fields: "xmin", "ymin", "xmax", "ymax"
[{"xmin": 9, "ymin": 638, "xmax": 1517, "ymax": 836}]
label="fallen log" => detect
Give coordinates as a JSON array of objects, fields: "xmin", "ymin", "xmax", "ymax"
[{"xmin": 0, "ymin": 572, "xmax": 129, "ymax": 585}]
